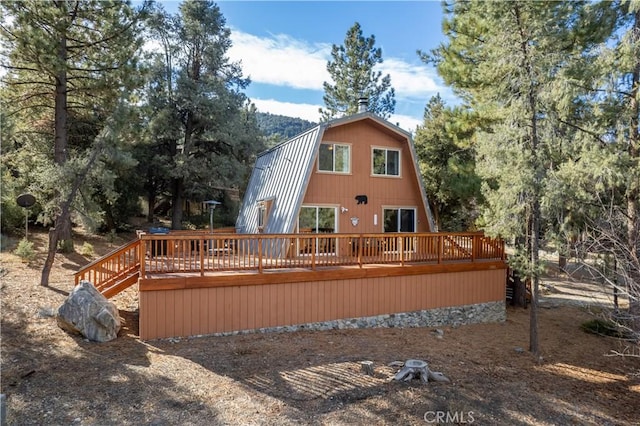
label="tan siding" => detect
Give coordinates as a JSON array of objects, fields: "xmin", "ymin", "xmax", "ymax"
[
  {"xmin": 303, "ymin": 121, "xmax": 430, "ymax": 233},
  {"xmin": 139, "ymin": 268, "xmax": 506, "ymax": 340}
]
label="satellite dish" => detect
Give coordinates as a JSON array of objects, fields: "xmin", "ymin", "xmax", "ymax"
[
  {"xmin": 16, "ymin": 193, "xmax": 36, "ymax": 239},
  {"xmin": 16, "ymin": 193, "xmax": 36, "ymax": 208}
]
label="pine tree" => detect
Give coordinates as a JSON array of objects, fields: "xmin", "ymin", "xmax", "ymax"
[
  {"xmin": 320, "ymin": 22, "xmax": 395, "ymax": 120},
  {"xmin": 142, "ymin": 0, "xmax": 264, "ymax": 229},
  {"xmin": 414, "ymin": 95, "xmax": 481, "ymax": 231},
  {"xmin": 547, "ymin": 1, "xmax": 640, "ymax": 334},
  {"xmin": 430, "ymin": 1, "xmax": 591, "ymax": 355},
  {"xmin": 0, "ymin": 0, "xmax": 147, "ymax": 285}
]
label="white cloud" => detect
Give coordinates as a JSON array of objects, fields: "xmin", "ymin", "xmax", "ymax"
[
  {"xmin": 251, "ymin": 98, "xmax": 322, "ymax": 123},
  {"xmin": 379, "ymin": 58, "xmax": 442, "ymax": 100},
  {"xmin": 230, "ymin": 32, "xmax": 331, "ymax": 90},
  {"xmin": 388, "ymin": 113, "xmax": 422, "ymax": 133},
  {"xmin": 229, "ymin": 30, "xmax": 448, "ymax": 101}
]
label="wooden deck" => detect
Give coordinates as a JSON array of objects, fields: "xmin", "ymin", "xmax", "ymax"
[
  {"xmin": 75, "ymin": 231, "xmax": 506, "ymax": 296},
  {"xmin": 139, "ymin": 258, "xmax": 506, "ymax": 291},
  {"xmin": 74, "ymin": 231, "xmax": 508, "ymax": 339}
]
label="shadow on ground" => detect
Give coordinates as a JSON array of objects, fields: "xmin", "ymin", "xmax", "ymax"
[{"xmin": 145, "ymin": 307, "xmax": 640, "ymax": 425}]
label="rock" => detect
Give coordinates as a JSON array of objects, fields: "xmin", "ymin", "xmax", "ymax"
[{"xmin": 57, "ymin": 281, "xmax": 121, "ymax": 342}]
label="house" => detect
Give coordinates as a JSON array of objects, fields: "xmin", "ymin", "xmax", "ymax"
[
  {"xmin": 74, "ymin": 106, "xmax": 508, "ymax": 340},
  {"xmin": 236, "ymin": 107, "xmax": 437, "ymax": 241}
]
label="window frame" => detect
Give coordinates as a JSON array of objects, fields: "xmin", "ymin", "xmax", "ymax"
[
  {"xmin": 257, "ymin": 204, "xmax": 266, "ymax": 229},
  {"xmin": 371, "ymin": 146, "xmax": 401, "ymax": 177},
  {"xmin": 256, "ymin": 198, "xmax": 273, "ymax": 232},
  {"xmin": 297, "ymin": 205, "xmax": 338, "ymax": 233},
  {"xmin": 297, "ymin": 205, "xmax": 338, "ymax": 255},
  {"xmin": 318, "ymin": 142, "xmax": 351, "ymax": 174},
  {"xmin": 382, "ymin": 207, "xmax": 417, "ymax": 233}
]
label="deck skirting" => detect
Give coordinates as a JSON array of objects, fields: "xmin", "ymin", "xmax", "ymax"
[{"xmin": 139, "ymin": 267, "xmax": 507, "ymax": 340}]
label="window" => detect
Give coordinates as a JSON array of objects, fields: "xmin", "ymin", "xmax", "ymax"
[
  {"xmin": 257, "ymin": 204, "xmax": 266, "ymax": 228},
  {"xmin": 383, "ymin": 208, "xmax": 416, "ymax": 232},
  {"xmin": 257, "ymin": 199, "xmax": 272, "ymax": 231},
  {"xmin": 298, "ymin": 206, "xmax": 337, "ymax": 255},
  {"xmin": 298, "ymin": 206, "xmax": 336, "ymax": 233},
  {"xmin": 372, "ymin": 148, "xmax": 400, "ymax": 176},
  {"xmin": 318, "ymin": 143, "xmax": 350, "ymax": 173}
]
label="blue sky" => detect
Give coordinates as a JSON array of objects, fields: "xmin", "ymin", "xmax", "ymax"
[{"xmin": 162, "ymin": 1, "xmax": 453, "ymax": 131}]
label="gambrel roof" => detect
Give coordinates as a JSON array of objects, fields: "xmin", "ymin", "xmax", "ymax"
[{"xmin": 235, "ymin": 112, "xmax": 437, "ymax": 233}]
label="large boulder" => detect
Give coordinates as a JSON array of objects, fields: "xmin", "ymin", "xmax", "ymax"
[{"xmin": 57, "ymin": 281, "xmax": 121, "ymax": 342}]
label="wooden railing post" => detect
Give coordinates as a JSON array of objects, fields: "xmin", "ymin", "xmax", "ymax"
[
  {"xmin": 139, "ymin": 239, "xmax": 146, "ymax": 279},
  {"xmin": 472, "ymin": 234, "xmax": 477, "ymax": 262},
  {"xmin": 200, "ymin": 236, "xmax": 205, "ymax": 276},
  {"xmin": 399, "ymin": 236, "xmax": 404, "ymax": 266},
  {"xmin": 358, "ymin": 235, "xmax": 363, "ymax": 268},
  {"xmin": 258, "ymin": 237, "xmax": 263, "ymax": 273},
  {"xmin": 311, "ymin": 237, "xmax": 316, "ymax": 270},
  {"xmin": 438, "ymin": 234, "xmax": 443, "ymax": 264}
]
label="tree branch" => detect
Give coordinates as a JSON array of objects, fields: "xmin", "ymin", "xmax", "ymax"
[{"xmin": 556, "ymin": 118, "xmax": 608, "ymax": 147}]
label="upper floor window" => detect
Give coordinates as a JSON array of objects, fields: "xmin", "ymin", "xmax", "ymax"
[
  {"xmin": 372, "ymin": 148, "xmax": 400, "ymax": 176},
  {"xmin": 318, "ymin": 143, "xmax": 350, "ymax": 173}
]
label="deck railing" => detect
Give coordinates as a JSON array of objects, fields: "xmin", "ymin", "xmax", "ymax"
[
  {"xmin": 138, "ymin": 231, "xmax": 505, "ymax": 276},
  {"xmin": 74, "ymin": 238, "xmax": 141, "ymax": 292}
]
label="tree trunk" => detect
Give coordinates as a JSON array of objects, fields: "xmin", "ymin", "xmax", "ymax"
[
  {"xmin": 171, "ymin": 106, "xmax": 195, "ymax": 231},
  {"xmin": 512, "ymin": 235, "xmax": 528, "ymax": 308},
  {"xmin": 431, "ymin": 202, "xmax": 441, "ymax": 232},
  {"xmin": 41, "ymin": 195, "xmax": 75, "ymax": 285},
  {"xmin": 558, "ymin": 254, "xmax": 567, "ymax": 271},
  {"xmin": 147, "ymin": 192, "xmax": 156, "ymax": 223},
  {"xmin": 513, "ymin": 1, "xmax": 541, "ymax": 356},
  {"xmin": 40, "ymin": 228, "xmax": 58, "ymax": 287},
  {"xmin": 54, "ymin": 37, "xmax": 68, "ymax": 165},
  {"xmin": 627, "ymin": 9, "xmax": 640, "ymax": 332},
  {"xmin": 512, "ymin": 269, "xmax": 528, "ymax": 307},
  {"xmin": 529, "ymin": 199, "xmax": 541, "ymax": 356},
  {"xmin": 171, "ymin": 178, "xmax": 184, "ymax": 230},
  {"xmin": 53, "ymin": 29, "xmax": 73, "ymax": 253},
  {"xmin": 41, "ymin": 136, "xmax": 103, "ymax": 286}
]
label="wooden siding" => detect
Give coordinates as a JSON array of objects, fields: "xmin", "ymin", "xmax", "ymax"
[
  {"xmin": 139, "ymin": 267, "xmax": 506, "ymax": 340},
  {"xmin": 304, "ymin": 120, "xmax": 430, "ymax": 233}
]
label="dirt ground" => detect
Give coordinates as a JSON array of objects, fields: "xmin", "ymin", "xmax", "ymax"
[{"xmin": 1, "ymin": 229, "xmax": 639, "ymax": 425}]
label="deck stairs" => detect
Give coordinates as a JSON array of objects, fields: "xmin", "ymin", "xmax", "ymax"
[{"xmin": 74, "ymin": 238, "xmax": 141, "ymax": 299}]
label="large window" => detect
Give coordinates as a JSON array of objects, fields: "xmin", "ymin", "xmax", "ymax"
[
  {"xmin": 372, "ymin": 148, "xmax": 400, "ymax": 176},
  {"xmin": 318, "ymin": 143, "xmax": 350, "ymax": 173},
  {"xmin": 298, "ymin": 206, "xmax": 337, "ymax": 255},
  {"xmin": 298, "ymin": 206, "xmax": 336, "ymax": 233},
  {"xmin": 383, "ymin": 208, "xmax": 416, "ymax": 232}
]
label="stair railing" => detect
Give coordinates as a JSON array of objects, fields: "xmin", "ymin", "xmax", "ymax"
[{"xmin": 74, "ymin": 239, "xmax": 141, "ymax": 295}]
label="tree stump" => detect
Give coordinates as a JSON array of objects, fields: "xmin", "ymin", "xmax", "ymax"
[
  {"xmin": 394, "ymin": 359, "xmax": 450, "ymax": 384},
  {"xmin": 360, "ymin": 361, "xmax": 375, "ymax": 376},
  {"xmin": 394, "ymin": 359, "xmax": 430, "ymax": 383}
]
